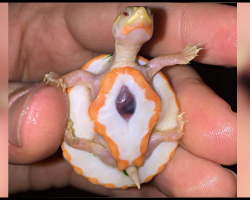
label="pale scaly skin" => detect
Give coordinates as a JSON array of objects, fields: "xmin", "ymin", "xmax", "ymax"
[{"xmin": 44, "ymin": 6, "xmax": 201, "ymax": 189}]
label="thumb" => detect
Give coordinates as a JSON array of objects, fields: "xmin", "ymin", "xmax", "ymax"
[{"xmin": 8, "ymin": 82, "xmax": 68, "ymax": 164}]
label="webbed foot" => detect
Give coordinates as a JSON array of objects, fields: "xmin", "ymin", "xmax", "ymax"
[
  {"xmin": 44, "ymin": 72, "xmax": 66, "ymax": 91},
  {"xmin": 44, "ymin": 69, "xmax": 103, "ymax": 98},
  {"xmin": 179, "ymin": 44, "xmax": 203, "ymax": 64},
  {"xmin": 63, "ymin": 119, "xmax": 117, "ymax": 168},
  {"xmin": 140, "ymin": 44, "xmax": 203, "ymax": 83}
]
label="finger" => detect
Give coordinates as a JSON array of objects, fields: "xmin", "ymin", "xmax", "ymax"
[
  {"xmin": 9, "ymin": 3, "xmax": 235, "ymax": 82},
  {"xmin": 9, "ymin": 3, "xmax": 96, "ymax": 82},
  {"xmin": 9, "ymin": 151, "xmax": 111, "ymax": 196},
  {"xmin": 162, "ymin": 65, "xmax": 236, "ymax": 165},
  {"xmin": 9, "ymin": 149, "xmax": 165, "ymax": 197},
  {"xmin": 70, "ymin": 164, "xmax": 165, "ymax": 197},
  {"xmin": 9, "ymin": 82, "xmax": 68, "ymax": 164},
  {"xmin": 9, "ymin": 147, "xmax": 236, "ymax": 197},
  {"xmin": 109, "ymin": 184, "xmax": 166, "ymax": 197},
  {"xmin": 65, "ymin": 3, "xmax": 236, "ymax": 66},
  {"xmin": 72, "ymin": 173, "xmax": 165, "ymax": 197},
  {"xmin": 151, "ymin": 147, "xmax": 236, "ymax": 197}
]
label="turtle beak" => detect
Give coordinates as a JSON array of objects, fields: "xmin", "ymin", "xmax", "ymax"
[{"xmin": 123, "ymin": 7, "xmax": 153, "ymax": 35}]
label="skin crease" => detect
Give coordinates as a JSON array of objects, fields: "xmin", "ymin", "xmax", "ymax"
[
  {"xmin": 162, "ymin": 66, "xmax": 237, "ymax": 165},
  {"xmin": 8, "ymin": 3, "xmax": 236, "ymax": 197},
  {"xmin": 9, "ymin": 84, "xmax": 68, "ymax": 164}
]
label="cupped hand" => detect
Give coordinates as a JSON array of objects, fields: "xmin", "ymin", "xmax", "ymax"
[{"xmin": 9, "ymin": 3, "xmax": 236, "ymax": 197}]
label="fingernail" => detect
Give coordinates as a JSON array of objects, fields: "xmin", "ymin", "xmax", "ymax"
[{"xmin": 8, "ymin": 82, "xmax": 46, "ymax": 147}]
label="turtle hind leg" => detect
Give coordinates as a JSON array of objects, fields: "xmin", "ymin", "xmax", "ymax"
[
  {"xmin": 63, "ymin": 119, "xmax": 117, "ymax": 168},
  {"xmin": 144, "ymin": 112, "xmax": 187, "ymax": 160}
]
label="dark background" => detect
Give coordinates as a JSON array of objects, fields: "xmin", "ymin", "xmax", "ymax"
[{"xmin": 10, "ymin": 3, "xmax": 237, "ymax": 198}]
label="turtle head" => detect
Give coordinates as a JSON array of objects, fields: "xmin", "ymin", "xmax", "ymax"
[{"xmin": 112, "ymin": 6, "xmax": 153, "ymax": 46}]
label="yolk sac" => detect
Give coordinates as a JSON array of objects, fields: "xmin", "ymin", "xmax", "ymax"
[{"xmin": 116, "ymin": 85, "xmax": 136, "ymax": 121}]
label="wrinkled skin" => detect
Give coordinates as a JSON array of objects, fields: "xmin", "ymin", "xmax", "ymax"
[{"xmin": 9, "ymin": 3, "xmax": 236, "ymax": 197}]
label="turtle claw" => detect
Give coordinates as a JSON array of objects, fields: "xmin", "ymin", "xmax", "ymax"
[
  {"xmin": 44, "ymin": 72, "xmax": 67, "ymax": 91},
  {"xmin": 177, "ymin": 112, "xmax": 188, "ymax": 134},
  {"xmin": 141, "ymin": 43, "xmax": 202, "ymax": 83},
  {"xmin": 180, "ymin": 43, "xmax": 203, "ymax": 64}
]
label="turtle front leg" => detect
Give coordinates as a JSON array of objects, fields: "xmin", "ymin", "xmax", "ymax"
[
  {"xmin": 44, "ymin": 72, "xmax": 67, "ymax": 91},
  {"xmin": 44, "ymin": 69, "xmax": 104, "ymax": 98},
  {"xmin": 64, "ymin": 119, "xmax": 117, "ymax": 168},
  {"xmin": 144, "ymin": 112, "xmax": 187, "ymax": 160},
  {"xmin": 140, "ymin": 44, "xmax": 202, "ymax": 82}
]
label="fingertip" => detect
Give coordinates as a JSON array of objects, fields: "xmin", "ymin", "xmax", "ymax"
[
  {"xmin": 9, "ymin": 83, "xmax": 68, "ymax": 164},
  {"xmin": 152, "ymin": 147, "xmax": 237, "ymax": 197},
  {"xmin": 162, "ymin": 65, "xmax": 237, "ymax": 165}
]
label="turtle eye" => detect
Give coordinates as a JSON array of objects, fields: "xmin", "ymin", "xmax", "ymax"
[
  {"xmin": 122, "ymin": 7, "xmax": 132, "ymax": 17},
  {"xmin": 123, "ymin": 10, "xmax": 129, "ymax": 16}
]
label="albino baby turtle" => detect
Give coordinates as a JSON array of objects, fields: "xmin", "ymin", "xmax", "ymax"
[{"xmin": 44, "ymin": 6, "xmax": 202, "ymax": 189}]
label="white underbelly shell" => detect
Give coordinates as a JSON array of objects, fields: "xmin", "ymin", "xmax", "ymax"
[
  {"xmin": 97, "ymin": 73, "xmax": 155, "ymax": 164},
  {"xmin": 153, "ymin": 73, "xmax": 179, "ymax": 131},
  {"xmin": 61, "ymin": 55, "xmax": 180, "ymax": 188}
]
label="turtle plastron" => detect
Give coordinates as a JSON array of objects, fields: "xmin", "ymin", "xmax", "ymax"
[{"xmin": 60, "ymin": 55, "xmax": 183, "ymax": 189}]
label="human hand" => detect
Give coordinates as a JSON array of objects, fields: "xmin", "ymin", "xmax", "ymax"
[{"xmin": 9, "ymin": 3, "xmax": 236, "ymax": 197}]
